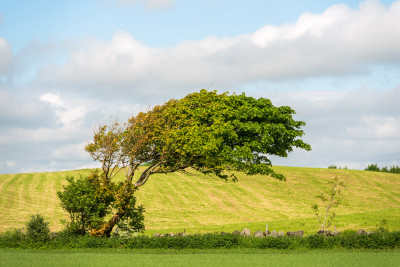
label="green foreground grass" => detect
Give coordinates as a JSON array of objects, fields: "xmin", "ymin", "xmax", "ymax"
[
  {"xmin": 0, "ymin": 166, "xmax": 399, "ymax": 235},
  {"xmin": 1, "ymin": 249, "xmax": 399, "ymax": 267}
]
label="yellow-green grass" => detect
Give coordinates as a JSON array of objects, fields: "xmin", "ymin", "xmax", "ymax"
[
  {"xmin": 1, "ymin": 249, "xmax": 400, "ymax": 267},
  {"xmin": 0, "ymin": 166, "xmax": 399, "ymax": 235}
]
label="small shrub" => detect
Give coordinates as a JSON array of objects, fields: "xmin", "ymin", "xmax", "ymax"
[
  {"xmin": 364, "ymin": 164, "xmax": 400, "ymax": 174},
  {"xmin": 26, "ymin": 214, "xmax": 51, "ymax": 243},
  {"xmin": 381, "ymin": 166, "xmax": 389, "ymax": 173},
  {"xmin": 365, "ymin": 164, "xmax": 380, "ymax": 172},
  {"xmin": 312, "ymin": 177, "xmax": 345, "ymax": 231},
  {"xmin": 389, "ymin": 165, "xmax": 400, "ymax": 174},
  {"xmin": 375, "ymin": 219, "xmax": 389, "ymax": 233}
]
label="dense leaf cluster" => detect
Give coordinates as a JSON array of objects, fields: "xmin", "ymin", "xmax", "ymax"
[
  {"xmin": 57, "ymin": 172, "xmax": 145, "ymax": 236},
  {"xmin": 123, "ymin": 90, "xmax": 311, "ymax": 181}
]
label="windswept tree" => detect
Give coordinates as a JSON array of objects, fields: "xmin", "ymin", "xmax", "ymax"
[{"xmin": 83, "ymin": 89, "xmax": 311, "ymax": 236}]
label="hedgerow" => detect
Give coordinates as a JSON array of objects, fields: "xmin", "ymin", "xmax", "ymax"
[{"xmin": 1, "ymin": 231, "xmax": 399, "ymax": 250}]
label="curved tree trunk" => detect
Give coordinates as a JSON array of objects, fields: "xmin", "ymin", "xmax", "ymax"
[{"xmin": 90, "ymin": 208, "xmax": 127, "ymax": 237}]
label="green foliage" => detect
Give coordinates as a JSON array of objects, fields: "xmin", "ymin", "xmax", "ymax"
[
  {"xmin": 328, "ymin": 165, "xmax": 347, "ymax": 169},
  {"xmin": 57, "ymin": 173, "xmax": 111, "ymax": 235},
  {"xmin": 1, "ymin": 231, "xmax": 400, "ymax": 249},
  {"xmin": 312, "ymin": 177, "xmax": 345, "ymax": 231},
  {"xmin": 389, "ymin": 165, "xmax": 400, "ymax": 174},
  {"xmin": 364, "ymin": 164, "xmax": 400, "ymax": 174},
  {"xmin": 83, "ymin": 89, "xmax": 311, "ymax": 236},
  {"xmin": 365, "ymin": 164, "xmax": 381, "ymax": 172},
  {"xmin": 57, "ymin": 172, "xmax": 145, "ymax": 236},
  {"xmin": 0, "ymin": 229, "xmax": 25, "ymax": 248},
  {"xmin": 138, "ymin": 89, "xmax": 312, "ymax": 181},
  {"xmin": 26, "ymin": 214, "xmax": 51, "ymax": 242},
  {"xmin": 115, "ymin": 197, "xmax": 145, "ymax": 235},
  {"xmin": 381, "ymin": 166, "xmax": 389, "ymax": 172}
]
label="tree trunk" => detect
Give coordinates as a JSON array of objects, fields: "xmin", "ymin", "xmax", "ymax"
[{"xmin": 90, "ymin": 208, "xmax": 126, "ymax": 237}]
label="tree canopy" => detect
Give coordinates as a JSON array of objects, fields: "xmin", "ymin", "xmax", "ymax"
[{"xmin": 83, "ymin": 89, "xmax": 311, "ymax": 236}]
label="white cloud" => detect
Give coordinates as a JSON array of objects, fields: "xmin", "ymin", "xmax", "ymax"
[
  {"xmin": 40, "ymin": 93, "xmax": 87, "ymax": 126},
  {"xmin": 40, "ymin": 92, "xmax": 64, "ymax": 108},
  {"xmin": 269, "ymin": 85, "xmax": 400, "ymax": 169},
  {"xmin": 0, "ymin": 125, "xmax": 89, "ymax": 146},
  {"xmin": 0, "ymin": 37, "xmax": 13, "ymax": 77},
  {"xmin": 0, "ymin": 89, "xmax": 54, "ymax": 128},
  {"xmin": 52, "ymin": 143, "xmax": 88, "ymax": 160},
  {"xmin": 38, "ymin": 0, "xmax": 400, "ymax": 98},
  {"xmin": 347, "ymin": 116, "xmax": 400, "ymax": 139}
]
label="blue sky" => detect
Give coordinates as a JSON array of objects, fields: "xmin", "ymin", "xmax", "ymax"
[{"xmin": 1, "ymin": 0, "xmax": 400, "ymax": 174}]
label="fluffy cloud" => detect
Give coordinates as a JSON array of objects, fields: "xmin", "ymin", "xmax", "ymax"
[
  {"xmin": 268, "ymin": 86, "xmax": 400, "ymax": 169},
  {"xmin": 2, "ymin": 1, "xmax": 400, "ymax": 174},
  {"xmin": 38, "ymin": 0, "xmax": 400, "ymax": 100},
  {"xmin": 40, "ymin": 93, "xmax": 87, "ymax": 126}
]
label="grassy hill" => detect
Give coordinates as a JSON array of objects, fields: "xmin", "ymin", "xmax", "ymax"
[{"xmin": 0, "ymin": 166, "xmax": 399, "ymax": 235}]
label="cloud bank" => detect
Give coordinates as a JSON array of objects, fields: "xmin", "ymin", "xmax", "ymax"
[
  {"xmin": 1, "ymin": 0, "xmax": 400, "ymax": 174},
  {"xmin": 38, "ymin": 0, "xmax": 400, "ymax": 100}
]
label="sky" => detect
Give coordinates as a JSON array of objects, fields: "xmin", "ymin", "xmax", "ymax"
[{"xmin": 1, "ymin": 0, "xmax": 400, "ymax": 174}]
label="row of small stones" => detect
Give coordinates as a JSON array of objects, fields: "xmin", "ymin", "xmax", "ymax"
[
  {"xmin": 152, "ymin": 228, "xmax": 304, "ymax": 238},
  {"xmin": 152, "ymin": 229, "xmax": 373, "ymax": 238}
]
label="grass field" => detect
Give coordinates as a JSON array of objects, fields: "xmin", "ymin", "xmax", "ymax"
[
  {"xmin": 0, "ymin": 166, "xmax": 399, "ymax": 235},
  {"xmin": 1, "ymin": 249, "xmax": 399, "ymax": 267}
]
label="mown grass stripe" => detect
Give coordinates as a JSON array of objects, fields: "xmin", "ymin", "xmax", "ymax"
[{"xmin": 0, "ymin": 167, "xmax": 399, "ymax": 234}]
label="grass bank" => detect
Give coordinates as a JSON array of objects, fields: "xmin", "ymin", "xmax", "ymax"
[{"xmin": 0, "ymin": 166, "xmax": 399, "ymax": 234}]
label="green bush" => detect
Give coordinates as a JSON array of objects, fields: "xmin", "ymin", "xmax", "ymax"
[
  {"xmin": 0, "ymin": 228, "xmax": 26, "ymax": 248},
  {"xmin": 58, "ymin": 172, "xmax": 145, "ymax": 236},
  {"xmin": 389, "ymin": 165, "xmax": 400, "ymax": 174},
  {"xmin": 1, "ymin": 230, "xmax": 399, "ymax": 249},
  {"xmin": 57, "ymin": 174, "xmax": 112, "ymax": 236},
  {"xmin": 26, "ymin": 214, "xmax": 51, "ymax": 243},
  {"xmin": 365, "ymin": 164, "xmax": 380, "ymax": 172},
  {"xmin": 364, "ymin": 164, "xmax": 400, "ymax": 174}
]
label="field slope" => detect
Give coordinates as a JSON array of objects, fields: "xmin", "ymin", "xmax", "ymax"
[{"xmin": 0, "ymin": 166, "xmax": 399, "ymax": 234}]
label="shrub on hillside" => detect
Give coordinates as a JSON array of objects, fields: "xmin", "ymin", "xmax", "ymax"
[
  {"xmin": 365, "ymin": 164, "xmax": 380, "ymax": 172},
  {"xmin": 389, "ymin": 165, "xmax": 400, "ymax": 174},
  {"xmin": 26, "ymin": 214, "xmax": 51, "ymax": 243},
  {"xmin": 364, "ymin": 164, "xmax": 400, "ymax": 174}
]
